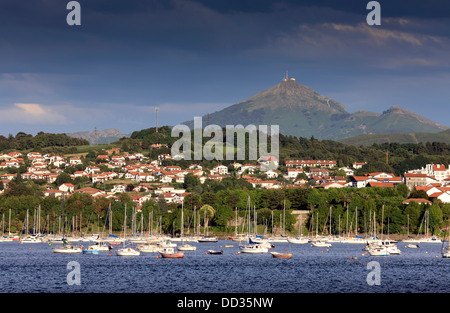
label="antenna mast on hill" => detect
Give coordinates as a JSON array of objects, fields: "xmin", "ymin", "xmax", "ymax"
[{"xmin": 155, "ymin": 107, "xmax": 159, "ymax": 133}]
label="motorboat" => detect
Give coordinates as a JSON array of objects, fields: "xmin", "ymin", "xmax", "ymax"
[
  {"xmin": 82, "ymin": 246, "xmax": 99, "ymax": 255},
  {"xmin": 342, "ymin": 237, "xmax": 366, "ymax": 244},
  {"xmin": 368, "ymin": 240, "xmax": 401, "ymax": 256},
  {"xmin": 52, "ymin": 244, "xmax": 82, "ymax": 253},
  {"xmin": 418, "ymin": 236, "xmax": 442, "ymax": 243},
  {"xmin": 89, "ymin": 241, "xmax": 112, "ymax": 251},
  {"xmin": 197, "ymin": 236, "xmax": 218, "ymax": 243},
  {"xmin": 160, "ymin": 247, "xmax": 184, "ymax": 258},
  {"xmin": 267, "ymin": 236, "xmax": 288, "ymax": 243},
  {"xmin": 178, "ymin": 243, "xmax": 197, "ymax": 251},
  {"xmin": 207, "ymin": 250, "xmax": 223, "ymax": 255},
  {"xmin": 287, "ymin": 237, "xmax": 309, "ymax": 244},
  {"xmin": 137, "ymin": 243, "xmax": 161, "ymax": 253},
  {"xmin": 20, "ymin": 235, "xmax": 42, "ymax": 243},
  {"xmin": 369, "ymin": 246, "xmax": 389, "ymax": 256},
  {"xmin": 249, "ymin": 237, "xmax": 274, "ymax": 249},
  {"xmin": 158, "ymin": 239, "xmax": 177, "ymax": 248},
  {"xmin": 311, "ymin": 240, "xmax": 331, "ymax": 247},
  {"xmin": 115, "ymin": 246, "xmax": 140, "ymax": 256},
  {"xmin": 406, "ymin": 244, "xmax": 420, "ymax": 248},
  {"xmin": 238, "ymin": 243, "xmax": 269, "ymax": 254}
]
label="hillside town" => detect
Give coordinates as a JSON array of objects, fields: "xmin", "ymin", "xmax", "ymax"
[{"xmin": 1, "ymin": 148, "xmax": 449, "ymax": 210}]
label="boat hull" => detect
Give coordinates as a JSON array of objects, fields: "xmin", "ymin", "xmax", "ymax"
[
  {"xmin": 83, "ymin": 250, "xmax": 99, "ymax": 255},
  {"xmin": 160, "ymin": 253, "xmax": 184, "ymax": 258},
  {"xmin": 207, "ymin": 250, "xmax": 223, "ymax": 255},
  {"xmin": 52, "ymin": 247, "xmax": 82, "ymax": 253},
  {"xmin": 238, "ymin": 245, "xmax": 269, "ymax": 254},
  {"xmin": 178, "ymin": 245, "xmax": 196, "ymax": 251},
  {"xmin": 116, "ymin": 248, "xmax": 140, "ymax": 256},
  {"xmin": 271, "ymin": 252, "xmax": 292, "ymax": 258}
]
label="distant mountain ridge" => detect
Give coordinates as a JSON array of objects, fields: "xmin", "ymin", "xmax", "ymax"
[
  {"xmin": 182, "ymin": 77, "xmax": 448, "ymax": 140},
  {"xmin": 67, "ymin": 128, "xmax": 128, "ymax": 145},
  {"xmin": 339, "ymin": 128, "xmax": 450, "ymax": 146}
]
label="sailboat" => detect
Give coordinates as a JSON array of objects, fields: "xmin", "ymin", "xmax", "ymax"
[
  {"xmin": 20, "ymin": 209, "xmax": 44, "ymax": 243},
  {"xmin": 52, "ymin": 237, "xmax": 83, "ymax": 253},
  {"xmin": 178, "ymin": 202, "xmax": 197, "ymax": 251},
  {"xmin": 115, "ymin": 205, "xmax": 140, "ymax": 256},
  {"xmin": 441, "ymin": 221, "xmax": 450, "ymax": 258},
  {"xmin": 405, "ymin": 210, "xmax": 442, "ymax": 243},
  {"xmin": 0, "ymin": 209, "xmax": 18, "ymax": 242},
  {"xmin": 288, "ymin": 215, "xmax": 309, "ymax": 244},
  {"xmin": 230, "ymin": 209, "xmax": 246, "ymax": 241}
]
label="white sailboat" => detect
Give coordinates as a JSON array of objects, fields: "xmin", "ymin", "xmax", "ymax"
[
  {"xmin": 405, "ymin": 210, "xmax": 442, "ymax": 243},
  {"xmin": 178, "ymin": 202, "xmax": 197, "ymax": 251},
  {"xmin": 441, "ymin": 222, "xmax": 450, "ymax": 258},
  {"xmin": 115, "ymin": 205, "xmax": 140, "ymax": 256},
  {"xmin": 238, "ymin": 243, "xmax": 269, "ymax": 254},
  {"xmin": 311, "ymin": 240, "xmax": 331, "ymax": 247},
  {"xmin": 288, "ymin": 215, "xmax": 309, "ymax": 244},
  {"xmin": 0, "ymin": 210, "xmax": 16, "ymax": 242},
  {"xmin": 52, "ymin": 243, "xmax": 82, "ymax": 253}
]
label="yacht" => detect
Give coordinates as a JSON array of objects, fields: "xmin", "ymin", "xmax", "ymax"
[
  {"xmin": 368, "ymin": 240, "xmax": 401, "ymax": 256},
  {"xmin": 52, "ymin": 244, "xmax": 82, "ymax": 253},
  {"xmin": 197, "ymin": 236, "xmax": 218, "ymax": 243},
  {"xmin": 115, "ymin": 246, "xmax": 140, "ymax": 256},
  {"xmin": 137, "ymin": 243, "xmax": 161, "ymax": 253},
  {"xmin": 160, "ymin": 247, "xmax": 184, "ymax": 258},
  {"xmin": 311, "ymin": 240, "xmax": 331, "ymax": 248},
  {"xmin": 88, "ymin": 241, "xmax": 112, "ymax": 251},
  {"xmin": 287, "ymin": 237, "xmax": 309, "ymax": 244},
  {"xmin": 238, "ymin": 243, "xmax": 269, "ymax": 254},
  {"xmin": 178, "ymin": 243, "xmax": 197, "ymax": 251}
]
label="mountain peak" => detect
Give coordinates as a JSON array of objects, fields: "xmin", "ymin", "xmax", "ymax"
[
  {"xmin": 182, "ymin": 77, "xmax": 448, "ymax": 140},
  {"xmin": 243, "ymin": 78, "xmax": 348, "ymax": 114}
]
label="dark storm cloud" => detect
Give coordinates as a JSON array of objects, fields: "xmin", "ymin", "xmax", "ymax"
[{"xmin": 0, "ymin": 0, "xmax": 449, "ymax": 135}]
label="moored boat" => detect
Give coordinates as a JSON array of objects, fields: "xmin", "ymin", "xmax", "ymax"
[
  {"xmin": 137, "ymin": 243, "xmax": 161, "ymax": 253},
  {"xmin": 270, "ymin": 251, "xmax": 292, "ymax": 258},
  {"xmin": 115, "ymin": 247, "xmax": 140, "ymax": 256},
  {"xmin": 198, "ymin": 236, "xmax": 218, "ymax": 243},
  {"xmin": 287, "ymin": 237, "xmax": 309, "ymax": 244},
  {"xmin": 82, "ymin": 246, "xmax": 99, "ymax": 255},
  {"xmin": 160, "ymin": 247, "xmax": 184, "ymax": 258},
  {"xmin": 89, "ymin": 241, "xmax": 112, "ymax": 251},
  {"xmin": 238, "ymin": 243, "xmax": 269, "ymax": 254},
  {"xmin": 207, "ymin": 250, "xmax": 223, "ymax": 255},
  {"xmin": 52, "ymin": 244, "xmax": 82, "ymax": 253},
  {"xmin": 178, "ymin": 243, "xmax": 197, "ymax": 251},
  {"xmin": 311, "ymin": 240, "xmax": 331, "ymax": 247}
]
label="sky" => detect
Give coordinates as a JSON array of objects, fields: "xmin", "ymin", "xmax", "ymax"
[{"xmin": 0, "ymin": 0, "xmax": 450, "ymax": 137}]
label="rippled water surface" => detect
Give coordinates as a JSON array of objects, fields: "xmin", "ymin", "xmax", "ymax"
[{"xmin": 1, "ymin": 240, "xmax": 450, "ymax": 293}]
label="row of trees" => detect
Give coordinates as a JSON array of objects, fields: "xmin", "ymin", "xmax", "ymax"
[
  {"xmin": 1, "ymin": 178, "xmax": 450, "ymax": 238},
  {"xmin": 0, "ymin": 131, "xmax": 89, "ymax": 152}
]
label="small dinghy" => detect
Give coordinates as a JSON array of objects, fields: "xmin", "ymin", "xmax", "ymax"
[{"xmin": 207, "ymin": 250, "xmax": 223, "ymax": 255}]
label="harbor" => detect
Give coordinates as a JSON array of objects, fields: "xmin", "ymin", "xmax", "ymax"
[{"xmin": 1, "ymin": 234, "xmax": 450, "ymax": 293}]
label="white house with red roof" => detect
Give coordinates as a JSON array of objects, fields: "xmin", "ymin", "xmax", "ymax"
[{"xmin": 59, "ymin": 183, "xmax": 75, "ymax": 193}]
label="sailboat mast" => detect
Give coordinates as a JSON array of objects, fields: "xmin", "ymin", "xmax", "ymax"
[{"xmin": 181, "ymin": 201, "xmax": 184, "ymax": 238}]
